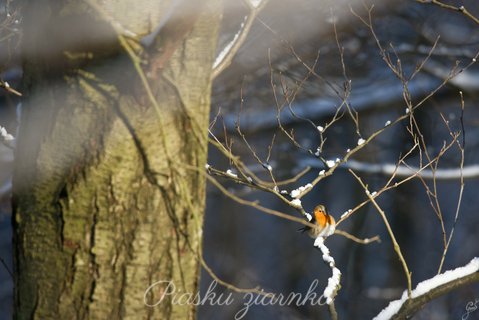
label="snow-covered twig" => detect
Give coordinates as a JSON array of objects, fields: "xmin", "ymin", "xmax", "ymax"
[
  {"xmin": 299, "ymin": 158, "xmax": 479, "ymax": 180},
  {"xmin": 346, "ymin": 159, "xmax": 479, "ymax": 180},
  {"xmin": 314, "ymin": 237, "xmax": 341, "ymax": 305},
  {"xmin": 211, "ymin": 0, "xmax": 269, "ymax": 79},
  {"xmin": 374, "ymin": 257, "xmax": 479, "ymax": 320}
]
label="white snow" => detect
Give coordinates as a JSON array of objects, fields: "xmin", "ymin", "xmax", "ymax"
[
  {"xmin": 319, "ymin": 170, "xmax": 325, "ymax": 176},
  {"xmin": 385, "ymin": 120, "xmax": 391, "ymax": 126},
  {"xmin": 358, "ymin": 138, "xmax": 366, "ymax": 146},
  {"xmin": 0, "ymin": 126, "xmax": 14, "ymax": 141},
  {"xmin": 326, "ymin": 160, "xmax": 335, "ymax": 168},
  {"xmin": 346, "ymin": 148, "xmax": 351, "ymax": 153},
  {"xmin": 205, "ymin": 164, "xmax": 210, "ymax": 169},
  {"xmin": 290, "ymin": 199, "xmax": 302, "ymax": 208},
  {"xmin": 341, "ymin": 209, "xmax": 352, "ymax": 219},
  {"xmin": 305, "ymin": 211, "xmax": 312, "ymax": 221},
  {"xmin": 290, "ymin": 183, "xmax": 313, "ymax": 198},
  {"xmin": 226, "ymin": 169, "xmax": 238, "ymax": 178},
  {"xmin": 213, "ymin": 16, "xmax": 247, "ymax": 68},
  {"xmin": 314, "ymin": 237, "xmax": 341, "ymax": 304},
  {"xmin": 266, "ymin": 164, "xmax": 273, "ymax": 172},
  {"xmin": 317, "ymin": 125, "xmax": 324, "ymax": 133},
  {"xmin": 248, "ymin": 0, "xmax": 263, "ymax": 8},
  {"xmin": 373, "ymin": 257, "xmax": 479, "ymax": 320},
  {"xmin": 406, "ymin": 108, "xmax": 410, "ymax": 114}
]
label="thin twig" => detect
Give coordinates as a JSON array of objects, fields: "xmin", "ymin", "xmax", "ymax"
[
  {"xmin": 350, "ymin": 169, "xmax": 412, "ymax": 297},
  {"xmin": 334, "ymin": 229, "xmax": 381, "ymax": 244},
  {"xmin": 0, "ymin": 257, "xmax": 13, "ymax": 278},
  {"xmin": 415, "ymin": 0, "xmax": 479, "ymax": 25},
  {"xmin": 437, "ymin": 92, "xmax": 466, "ymax": 273},
  {"xmin": 0, "ymin": 79, "xmax": 22, "ymax": 96}
]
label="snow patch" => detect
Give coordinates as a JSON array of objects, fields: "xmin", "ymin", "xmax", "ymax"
[
  {"xmin": 326, "ymin": 160, "xmax": 335, "ymax": 168},
  {"xmin": 290, "ymin": 183, "xmax": 313, "ymax": 198},
  {"xmin": 373, "ymin": 257, "xmax": 479, "ymax": 320},
  {"xmin": 213, "ymin": 16, "xmax": 247, "ymax": 68},
  {"xmin": 226, "ymin": 169, "xmax": 238, "ymax": 178},
  {"xmin": 0, "ymin": 126, "xmax": 14, "ymax": 141},
  {"xmin": 314, "ymin": 237, "xmax": 341, "ymax": 304},
  {"xmin": 290, "ymin": 199, "xmax": 302, "ymax": 208}
]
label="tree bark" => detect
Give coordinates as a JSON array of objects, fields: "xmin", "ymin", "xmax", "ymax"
[{"xmin": 13, "ymin": 1, "xmax": 221, "ymax": 319}]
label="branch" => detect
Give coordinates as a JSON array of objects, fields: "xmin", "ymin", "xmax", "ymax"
[
  {"xmin": 0, "ymin": 79, "xmax": 22, "ymax": 96},
  {"xmin": 0, "ymin": 257, "xmax": 13, "ymax": 278},
  {"xmin": 437, "ymin": 92, "xmax": 466, "ymax": 273},
  {"xmin": 415, "ymin": 0, "xmax": 479, "ymax": 25},
  {"xmin": 350, "ymin": 170, "xmax": 412, "ymax": 297},
  {"xmin": 344, "ymin": 159, "xmax": 478, "ymax": 180},
  {"xmin": 374, "ymin": 257, "xmax": 479, "ymax": 320},
  {"xmin": 211, "ymin": 0, "xmax": 269, "ymax": 80},
  {"xmin": 314, "ymin": 237, "xmax": 342, "ymax": 306},
  {"xmin": 334, "ymin": 229, "xmax": 381, "ymax": 244}
]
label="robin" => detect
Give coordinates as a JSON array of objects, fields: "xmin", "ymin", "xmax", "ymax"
[{"xmin": 299, "ymin": 204, "xmax": 336, "ymax": 238}]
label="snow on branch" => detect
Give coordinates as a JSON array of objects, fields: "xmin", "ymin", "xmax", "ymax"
[
  {"xmin": 300, "ymin": 158, "xmax": 479, "ymax": 180},
  {"xmin": 374, "ymin": 257, "xmax": 479, "ymax": 320},
  {"xmin": 314, "ymin": 237, "xmax": 341, "ymax": 305},
  {"xmin": 346, "ymin": 159, "xmax": 478, "ymax": 180},
  {"xmin": 213, "ymin": 15, "xmax": 247, "ymax": 70},
  {"xmin": 211, "ymin": 0, "xmax": 269, "ymax": 79}
]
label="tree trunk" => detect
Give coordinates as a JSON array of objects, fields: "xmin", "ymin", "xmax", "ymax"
[{"xmin": 13, "ymin": 1, "xmax": 221, "ymax": 319}]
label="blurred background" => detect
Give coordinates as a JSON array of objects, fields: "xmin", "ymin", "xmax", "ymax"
[{"xmin": 2, "ymin": 0, "xmax": 479, "ymax": 319}]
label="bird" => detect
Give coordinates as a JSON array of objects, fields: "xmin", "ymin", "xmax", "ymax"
[{"xmin": 299, "ymin": 204, "xmax": 336, "ymax": 238}]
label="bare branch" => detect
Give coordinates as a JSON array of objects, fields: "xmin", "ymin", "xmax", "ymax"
[
  {"xmin": 437, "ymin": 92, "xmax": 466, "ymax": 273},
  {"xmin": 0, "ymin": 79, "xmax": 22, "ymax": 96},
  {"xmin": 415, "ymin": 0, "xmax": 479, "ymax": 25},
  {"xmin": 350, "ymin": 169, "xmax": 412, "ymax": 297},
  {"xmin": 334, "ymin": 229, "xmax": 381, "ymax": 245}
]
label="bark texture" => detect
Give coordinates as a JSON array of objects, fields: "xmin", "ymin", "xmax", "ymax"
[{"xmin": 13, "ymin": 1, "xmax": 221, "ymax": 319}]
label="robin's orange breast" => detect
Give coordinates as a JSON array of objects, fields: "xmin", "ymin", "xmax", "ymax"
[{"xmin": 314, "ymin": 208, "xmax": 328, "ymax": 228}]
